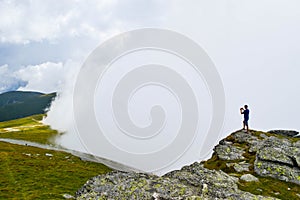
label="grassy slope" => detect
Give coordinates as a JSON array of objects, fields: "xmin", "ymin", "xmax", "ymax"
[
  {"xmin": 0, "ymin": 115, "xmax": 112, "ymax": 199},
  {"xmin": 203, "ymin": 130, "xmax": 300, "ymax": 200},
  {"xmin": 0, "ymin": 114, "xmax": 59, "ymax": 144}
]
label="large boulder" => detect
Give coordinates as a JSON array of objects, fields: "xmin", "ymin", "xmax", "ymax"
[
  {"xmin": 214, "ymin": 144, "xmax": 246, "ymax": 161},
  {"xmin": 254, "ymin": 136, "xmax": 300, "ymax": 185}
]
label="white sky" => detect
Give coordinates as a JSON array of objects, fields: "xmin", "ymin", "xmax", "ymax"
[{"xmin": 1, "ymin": 0, "xmax": 300, "ymax": 170}]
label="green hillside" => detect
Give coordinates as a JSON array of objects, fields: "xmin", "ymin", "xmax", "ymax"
[
  {"xmin": 0, "ymin": 115, "xmax": 112, "ymax": 199},
  {"xmin": 0, "ymin": 91, "xmax": 56, "ymax": 122},
  {"xmin": 0, "ymin": 114, "xmax": 58, "ymax": 144}
]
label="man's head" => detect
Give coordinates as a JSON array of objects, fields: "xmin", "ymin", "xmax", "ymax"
[{"xmin": 244, "ymin": 105, "xmax": 248, "ymax": 109}]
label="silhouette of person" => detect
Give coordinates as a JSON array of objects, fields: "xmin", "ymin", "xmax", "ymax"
[{"xmin": 240, "ymin": 105, "xmax": 250, "ymax": 132}]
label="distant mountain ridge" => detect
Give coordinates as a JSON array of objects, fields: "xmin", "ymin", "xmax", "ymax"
[{"xmin": 0, "ymin": 91, "xmax": 56, "ymax": 122}]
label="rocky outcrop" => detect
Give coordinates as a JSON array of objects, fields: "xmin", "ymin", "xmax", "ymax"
[
  {"xmin": 75, "ymin": 163, "xmax": 277, "ymax": 200},
  {"xmin": 214, "ymin": 130, "xmax": 300, "ymax": 186},
  {"xmin": 268, "ymin": 130, "xmax": 299, "ymax": 138},
  {"xmin": 254, "ymin": 136, "xmax": 300, "ymax": 185},
  {"xmin": 74, "ymin": 129, "xmax": 300, "ymax": 200},
  {"xmin": 75, "ymin": 171, "xmax": 198, "ymax": 199}
]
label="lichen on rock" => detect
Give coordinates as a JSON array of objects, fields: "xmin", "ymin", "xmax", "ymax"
[
  {"xmin": 254, "ymin": 136, "xmax": 300, "ymax": 185},
  {"xmin": 214, "ymin": 144, "xmax": 246, "ymax": 161}
]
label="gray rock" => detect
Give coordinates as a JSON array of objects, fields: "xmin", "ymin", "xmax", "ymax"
[
  {"xmin": 233, "ymin": 131, "xmax": 259, "ymax": 144},
  {"xmin": 219, "ymin": 139, "xmax": 233, "ymax": 145},
  {"xmin": 254, "ymin": 159, "xmax": 300, "ymax": 185},
  {"xmin": 295, "ymin": 155, "xmax": 300, "ymax": 167},
  {"xmin": 75, "ymin": 162, "xmax": 277, "ymax": 200},
  {"xmin": 233, "ymin": 162, "xmax": 251, "ymax": 173},
  {"xmin": 263, "ymin": 136, "xmax": 292, "ymax": 149},
  {"xmin": 226, "ymin": 162, "xmax": 251, "ymax": 173},
  {"xmin": 254, "ymin": 136, "xmax": 300, "ymax": 185},
  {"xmin": 294, "ymin": 140, "xmax": 300, "ymax": 148},
  {"xmin": 63, "ymin": 194, "xmax": 74, "ymax": 199},
  {"xmin": 166, "ymin": 163, "xmax": 239, "ymax": 199},
  {"xmin": 233, "ymin": 131, "xmax": 265, "ymax": 153},
  {"xmin": 75, "ymin": 171, "xmax": 199, "ymax": 199},
  {"xmin": 214, "ymin": 144, "xmax": 245, "ymax": 161},
  {"xmin": 257, "ymin": 147, "xmax": 294, "ymax": 166},
  {"xmin": 249, "ymin": 140, "xmax": 264, "ymax": 153},
  {"xmin": 260, "ymin": 133, "xmax": 269, "ymax": 139},
  {"xmin": 240, "ymin": 174, "xmax": 259, "ymax": 182},
  {"xmin": 268, "ymin": 130, "xmax": 299, "ymax": 137}
]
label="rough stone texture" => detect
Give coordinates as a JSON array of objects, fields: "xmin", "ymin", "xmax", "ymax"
[
  {"xmin": 225, "ymin": 131, "xmax": 300, "ymax": 185},
  {"xmin": 240, "ymin": 174, "xmax": 259, "ymax": 182},
  {"xmin": 165, "ymin": 163, "xmax": 239, "ymax": 199},
  {"xmin": 232, "ymin": 131, "xmax": 259, "ymax": 144},
  {"xmin": 226, "ymin": 161, "xmax": 251, "ymax": 173},
  {"xmin": 233, "ymin": 162, "xmax": 251, "ymax": 173},
  {"xmin": 75, "ymin": 171, "xmax": 199, "ymax": 199},
  {"xmin": 75, "ymin": 163, "xmax": 277, "ymax": 200},
  {"xmin": 254, "ymin": 136, "xmax": 300, "ymax": 185},
  {"xmin": 249, "ymin": 140, "xmax": 264, "ymax": 153},
  {"xmin": 231, "ymin": 131, "xmax": 264, "ymax": 153},
  {"xmin": 214, "ymin": 144, "xmax": 245, "ymax": 161},
  {"xmin": 257, "ymin": 147, "xmax": 294, "ymax": 166},
  {"xmin": 268, "ymin": 130, "xmax": 299, "ymax": 137},
  {"xmin": 294, "ymin": 140, "xmax": 300, "ymax": 148},
  {"xmin": 262, "ymin": 136, "xmax": 292, "ymax": 150},
  {"xmin": 254, "ymin": 159, "xmax": 300, "ymax": 184}
]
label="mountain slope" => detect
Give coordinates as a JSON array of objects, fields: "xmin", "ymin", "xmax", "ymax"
[
  {"xmin": 0, "ymin": 115, "xmax": 112, "ymax": 199},
  {"xmin": 0, "ymin": 91, "xmax": 56, "ymax": 122},
  {"xmin": 75, "ymin": 130, "xmax": 300, "ymax": 200}
]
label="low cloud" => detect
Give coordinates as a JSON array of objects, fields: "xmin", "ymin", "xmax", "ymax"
[
  {"xmin": 0, "ymin": 60, "xmax": 80, "ymax": 95},
  {"xmin": 0, "ymin": 64, "xmax": 27, "ymax": 93},
  {"xmin": 15, "ymin": 62, "xmax": 65, "ymax": 93},
  {"xmin": 43, "ymin": 60, "xmax": 84, "ymax": 151},
  {"xmin": 0, "ymin": 0, "xmax": 166, "ymax": 44}
]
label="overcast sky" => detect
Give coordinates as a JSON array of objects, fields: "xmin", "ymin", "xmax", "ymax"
[{"xmin": 1, "ymin": 0, "xmax": 300, "ymax": 154}]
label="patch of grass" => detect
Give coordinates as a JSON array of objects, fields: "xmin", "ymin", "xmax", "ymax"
[
  {"xmin": 0, "ymin": 114, "xmax": 43, "ymax": 128},
  {"xmin": 202, "ymin": 153, "xmax": 236, "ymax": 174},
  {"xmin": 0, "ymin": 141, "xmax": 112, "ymax": 199},
  {"xmin": 239, "ymin": 176, "xmax": 300, "ymax": 200},
  {"xmin": 0, "ymin": 114, "xmax": 59, "ymax": 144}
]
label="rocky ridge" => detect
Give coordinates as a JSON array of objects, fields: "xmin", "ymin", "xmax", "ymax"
[{"xmin": 74, "ymin": 130, "xmax": 300, "ymax": 199}]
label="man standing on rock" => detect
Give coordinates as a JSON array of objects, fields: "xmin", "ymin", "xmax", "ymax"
[{"xmin": 240, "ymin": 105, "xmax": 250, "ymax": 132}]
